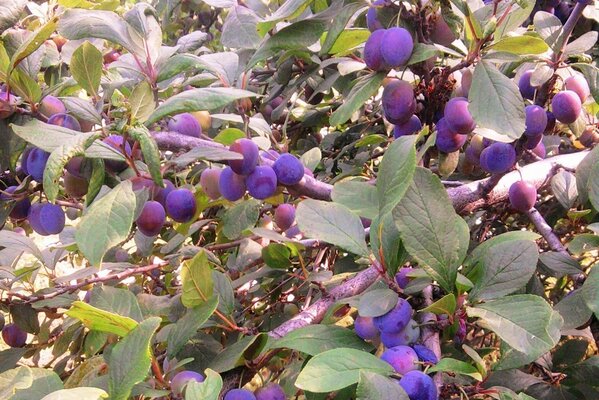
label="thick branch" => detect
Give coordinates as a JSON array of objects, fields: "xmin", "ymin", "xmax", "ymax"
[{"xmin": 526, "ymin": 207, "xmax": 567, "ymax": 253}]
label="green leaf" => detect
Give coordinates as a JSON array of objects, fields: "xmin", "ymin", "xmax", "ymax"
[
  {"xmin": 327, "ymin": 29, "xmax": 370, "ymax": 55},
  {"xmin": 257, "ymin": 0, "xmax": 314, "ymax": 34},
  {"xmin": 0, "ymin": 1, "xmax": 27, "ymax": 33},
  {"xmin": 370, "ymin": 212, "xmax": 407, "ymax": 277},
  {"xmin": 581, "ymin": 266, "xmax": 599, "ymax": 320},
  {"xmin": 8, "ymin": 16, "xmax": 58, "ymax": 75},
  {"xmin": 266, "ymin": 325, "xmax": 374, "ymax": 356},
  {"xmin": 61, "ymin": 97, "xmax": 102, "ymax": 125},
  {"xmin": 533, "ymin": 11, "xmax": 562, "ymax": 48},
  {"xmin": 428, "ymin": 358, "xmax": 483, "ymax": 381},
  {"xmin": 167, "ymin": 296, "xmax": 218, "ymax": 357},
  {"xmin": 209, "ymin": 334, "xmax": 268, "ymax": 373},
  {"xmin": 70, "ymin": 41, "xmax": 102, "ymax": 97},
  {"xmin": 469, "ymin": 240, "xmax": 538, "ymax": 301},
  {"xmin": 538, "ymin": 251, "xmax": 582, "ymax": 278},
  {"xmin": 86, "ymin": 159, "xmax": 105, "ymax": 205},
  {"xmin": 468, "ymin": 60, "xmax": 526, "ymax": 141},
  {"xmin": 222, "ymin": 198, "xmax": 261, "ymax": 240},
  {"xmin": 567, "ymin": 233, "xmax": 599, "ymax": 255},
  {"xmin": 393, "ymin": 168, "xmax": 469, "ymax": 292},
  {"xmin": 40, "ymin": 387, "xmax": 108, "ymax": 400},
  {"xmin": 107, "ymin": 317, "xmax": 161, "ymax": 400},
  {"xmin": 0, "ymin": 230, "xmax": 45, "ymax": 263},
  {"xmin": 221, "ymin": 6, "xmax": 262, "ymax": 50},
  {"xmin": 406, "ymin": 43, "xmax": 440, "ymax": 66},
  {"xmin": 330, "ymin": 72, "xmax": 385, "ymax": 126},
  {"xmin": 10, "ymin": 368, "xmax": 63, "ymax": 400},
  {"xmin": 145, "ymin": 87, "xmax": 258, "ymax": 125},
  {"xmin": 377, "ymin": 135, "xmax": 417, "ymax": 216},
  {"xmin": 181, "ymin": 250, "xmax": 214, "ymax": 308},
  {"xmin": 89, "ymin": 286, "xmax": 143, "ymax": 322},
  {"xmin": 420, "ymin": 293, "xmax": 457, "ymax": 315},
  {"xmin": 563, "ymin": 31, "xmax": 598, "ymax": 56},
  {"xmin": 43, "ymin": 132, "xmax": 99, "ymax": 202},
  {"xmin": 467, "ymin": 295, "xmax": 562, "ymax": 360},
  {"xmin": 184, "ymin": 369, "xmax": 222, "ymax": 400},
  {"xmin": 297, "ymin": 199, "xmax": 369, "ymax": 256},
  {"xmin": 66, "ymin": 301, "xmax": 138, "ymax": 337},
  {"xmin": 127, "ymin": 125, "xmax": 163, "ymax": 188},
  {"xmin": 129, "ymin": 81, "xmax": 155, "ymax": 123},
  {"xmin": 320, "ymin": 3, "xmax": 363, "ymax": 55},
  {"xmin": 331, "ymin": 181, "xmax": 379, "ymax": 220},
  {"xmin": 487, "ymin": 36, "xmax": 549, "ymax": 55},
  {"xmin": 576, "ymin": 146, "xmax": 599, "ymax": 205},
  {"xmin": 262, "ymin": 243, "xmax": 292, "ymax": 269},
  {"xmin": 464, "ymin": 231, "xmax": 541, "ymax": 270},
  {"xmin": 213, "ymin": 128, "xmax": 245, "ymax": 146},
  {"xmin": 295, "ymin": 348, "xmax": 394, "ymax": 393},
  {"xmin": 0, "ymin": 367, "xmax": 33, "ymax": 399},
  {"xmin": 587, "ymin": 160, "xmax": 599, "ymax": 212},
  {"xmin": 75, "ymin": 180, "xmax": 137, "ymax": 266},
  {"xmin": 356, "ymin": 371, "xmax": 409, "ymax": 400},
  {"xmin": 357, "ymin": 289, "xmax": 398, "ymax": 318},
  {"xmin": 555, "ymin": 289, "xmax": 592, "ymax": 331}
]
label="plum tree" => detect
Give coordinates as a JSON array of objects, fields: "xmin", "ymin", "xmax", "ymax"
[
  {"xmin": 224, "ymin": 389, "xmax": 257, "ymax": 400},
  {"xmin": 509, "ymin": 181, "xmax": 537, "ymax": 212},
  {"xmin": 374, "ymin": 298, "xmax": 413, "ymax": 333},
  {"xmin": 363, "ymin": 29, "xmax": 386, "ymax": 71},
  {"xmin": 26, "ymin": 148, "xmax": 50, "ymax": 181},
  {"xmin": 518, "ymin": 70, "xmax": 537, "ymax": 100},
  {"xmin": 274, "ymin": 203, "xmax": 295, "ymax": 231},
  {"xmin": 273, "ymin": 153, "xmax": 304, "ymax": 185},
  {"xmin": 2, "ymin": 323, "xmax": 27, "ymax": 348},
  {"xmin": 165, "ymin": 188, "xmax": 197, "ymax": 223},
  {"xmin": 565, "ymin": 74, "xmax": 590, "ymax": 102},
  {"xmin": 28, "ymin": 203, "xmax": 66, "ymax": 235},
  {"xmin": 229, "ymin": 139, "xmax": 259, "ymax": 176},
  {"xmin": 136, "ymin": 201, "xmax": 166, "ymax": 236},
  {"xmin": 551, "ymin": 90, "xmax": 582, "ymax": 124},
  {"xmin": 167, "ymin": 113, "xmax": 202, "ymax": 137},
  {"xmin": 380, "ymin": 319, "xmax": 420, "ymax": 347},
  {"xmin": 254, "ymin": 383, "xmax": 286, "ymax": 400},
  {"xmin": 354, "ymin": 316, "xmax": 379, "ymax": 340},
  {"xmin": 444, "ymin": 97, "xmax": 475, "ymax": 134},
  {"xmin": 47, "ymin": 113, "xmax": 82, "ymax": 131},
  {"xmin": 170, "ymin": 371, "xmax": 204, "ymax": 396},
  {"xmin": 398, "ymin": 371, "xmax": 437, "ymax": 400},
  {"xmin": 219, "ymin": 167, "xmax": 247, "ymax": 201},
  {"xmin": 38, "ymin": 95, "xmax": 66, "ymax": 118},
  {"xmin": 382, "ymin": 80, "xmax": 416, "ymax": 124},
  {"xmin": 246, "ymin": 165, "xmax": 278, "ymax": 199},
  {"xmin": 380, "ymin": 345, "xmax": 420, "ymax": 374},
  {"xmin": 1, "ymin": 186, "xmax": 31, "ymax": 220},
  {"xmin": 479, "ymin": 142, "xmax": 516, "ymax": 174},
  {"xmin": 435, "ymin": 118, "xmax": 467, "ymax": 153},
  {"xmin": 381, "ymin": 27, "xmax": 413, "ymax": 67},
  {"xmin": 524, "ymin": 105, "xmax": 548, "ymax": 136},
  {"xmin": 393, "ymin": 115, "xmax": 422, "ymax": 138}
]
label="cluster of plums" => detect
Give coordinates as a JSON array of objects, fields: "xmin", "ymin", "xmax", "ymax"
[
  {"xmin": 353, "ymin": 272, "xmax": 438, "ymax": 400},
  {"xmin": 363, "ymin": 27, "xmax": 414, "ymax": 71},
  {"xmin": 170, "ymin": 370, "xmax": 285, "ymax": 399}
]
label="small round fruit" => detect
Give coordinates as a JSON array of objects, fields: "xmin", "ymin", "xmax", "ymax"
[
  {"xmin": 171, "ymin": 371, "xmax": 204, "ymax": 396},
  {"xmin": 64, "ymin": 171, "xmax": 88, "ymax": 198},
  {"xmin": 436, "ymin": 118, "xmax": 467, "ymax": 153},
  {"xmin": 191, "ymin": 110, "xmax": 212, "ymax": 131},
  {"xmin": 2, "ymin": 186, "xmax": 31, "ymax": 220},
  {"xmin": 38, "ymin": 95, "xmax": 66, "ymax": 118},
  {"xmin": 380, "ymin": 319, "xmax": 420, "ymax": 347},
  {"xmin": 444, "ymin": 97, "xmax": 475, "ymax": 134},
  {"xmin": 219, "ymin": 167, "xmax": 247, "ymax": 201},
  {"xmin": 2, "ymin": 323, "xmax": 27, "ymax": 348},
  {"xmin": 274, "ymin": 204, "xmax": 295, "ymax": 231},
  {"xmin": 246, "ymin": 165, "xmax": 277, "ymax": 200},
  {"xmin": 381, "ymin": 27, "xmax": 413, "ymax": 67},
  {"xmin": 224, "ymin": 389, "xmax": 256, "ymax": 400},
  {"xmin": 154, "ymin": 180, "xmax": 175, "ymax": 206},
  {"xmin": 165, "ymin": 189, "xmax": 197, "ymax": 223},
  {"xmin": 380, "ymin": 345, "xmax": 420, "ymax": 374},
  {"xmin": 47, "ymin": 113, "xmax": 81, "ymax": 131},
  {"xmin": 28, "ymin": 203, "xmax": 66, "ymax": 235},
  {"xmin": 565, "ymin": 74, "xmax": 590, "ymax": 103},
  {"xmin": 412, "ymin": 344, "xmax": 439, "ymax": 364},
  {"xmin": 354, "ymin": 316, "xmax": 379, "ymax": 341},
  {"xmin": 26, "ymin": 148, "xmax": 50, "ymax": 182},
  {"xmin": 366, "ymin": 0, "xmax": 385, "ymax": 32},
  {"xmin": 509, "ymin": 181, "xmax": 537, "ymax": 212},
  {"xmin": 382, "ymin": 80, "xmax": 416, "ymax": 124},
  {"xmin": 103, "ymin": 135, "xmax": 132, "ymax": 172},
  {"xmin": 363, "ymin": 29, "xmax": 386, "ymax": 71},
  {"xmin": 273, "ymin": 153, "xmax": 304, "ymax": 185},
  {"xmin": 524, "ymin": 105, "xmax": 548, "ymax": 136},
  {"xmin": 229, "ymin": 139, "xmax": 259, "ymax": 176},
  {"xmin": 0, "ymin": 90, "xmax": 17, "ymax": 119},
  {"xmin": 551, "ymin": 90, "xmax": 582, "ymax": 124},
  {"xmin": 167, "ymin": 113, "xmax": 202, "ymax": 138},
  {"xmin": 136, "ymin": 201, "xmax": 166, "ymax": 236},
  {"xmin": 200, "ymin": 168, "xmax": 222, "ymax": 200},
  {"xmin": 518, "ymin": 70, "xmax": 537, "ymax": 100},
  {"xmin": 398, "ymin": 370, "xmax": 437, "ymax": 400},
  {"xmin": 393, "ymin": 115, "xmax": 422, "ymax": 138},
  {"xmin": 479, "ymin": 142, "xmax": 516, "ymax": 174},
  {"xmin": 531, "ymin": 141, "xmax": 546, "ymax": 159},
  {"xmin": 395, "ymin": 267, "xmax": 412, "ymax": 289},
  {"xmin": 430, "ymin": 13, "xmax": 456, "ymax": 46},
  {"xmin": 524, "ymin": 132, "xmax": 543, "ymax": 150},
  {"xmin": 374, "ymin": 298, "xmax": 413, "ymax": 333},
  {"xmin": 255, "ymin": 383, "xmax": 286, "ymax": 400}
]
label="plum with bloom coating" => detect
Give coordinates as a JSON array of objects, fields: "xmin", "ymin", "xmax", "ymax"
[
  {"xmin": 273, "ymin": 153, "xmax": 304, "ymax": 185},
  {"xmin": 382, "ymin": 80, "xmax": 416, "ymax": 124},
  {"xmin": 255, "ymin": 383, "xmax": 286, "ymax": 400},
  {"xmin": 398, "ymin": 370, "xmax": 437, "ymax": 400},
  {"xmin": 200, "ymin": 168, "xmax": 222, "ymax": 200},
  {"xmin": 2, "ymin": 186, "xmax": 31, "ymax": 220},
  {"xmin": 354, "ymin": 316, "xmax": 379, "ymax": 340},
  {"xmin": 479, "ymin": 142, "xmax": 516, "ymax": 174},
  {"xmin": 28, "ymin": 203, "xmax": 65, "ymax": 235},
  {"xmin": 170, "ymin": 371, "xmax": 204, "ymax": 396},
  {"xmin": 224, "ymin": 389, "xmax": 256, "ymax": 400},
  {"xmin": 436, "ymin": 118, "xmax": 467, "ymax": 153},
  {"xmin": 168, "ymin": 113, "xmax": 202, "ymax": 138},
  {"xmin": 444, "ymin": 97, "xmax": 475, "ymax": 134},
  {"xmin": 509, "ymin": 181, "xmax": 537, "ymax": 212},
  {"xmin": 381, "ymin": 345, "xmax": 420, "ymax": 374},
  {"xmin": 381, "ymin": 27, "xmax": 413, "ymax": 67},
  {"xmin": 219, "ymin": 167, "xmax": 247, "ymax": 201},
  {"xmin": 393, "ymin": 115, "xmax": 422, "ymax": 138},
  {"xmin": 165, "ymin": 189, "xmax": 197, "ymax": 223},
  {"xmin": 524, "ymin": 105, "xmax": 548, "ymax": 136},
  {"xmin": 2, "ymin": 323, "xmax": 27, "ymax": 348},
  {"xmin": 374, "ymin": 298, "xmax": 413, "ymax": 333},
  {"xmin": 136, "ymin": 201, "xmax": 166, "ymax": 236},
  {"xmin": 247, "ymin": 165, "xmax": 277, "ymax": 199},
  {"xmin": 363, "ymin": 30, "xmax": 386, "ymax": 71},
  {"xmin": 274, "ymin": 204, "xmax": 295, "ymax": 231},
  {"xmin": 229, "ymin": 139, "xmax": 259, "ymax": 176},
  {"xmin": 551, "ymin": 90, "xmax": 581, "ymax": 124}
]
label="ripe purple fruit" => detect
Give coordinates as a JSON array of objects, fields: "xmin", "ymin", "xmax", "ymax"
[
  {"xmin": 412, "ymin": 344, "xmax": 439, "ymax": 364},
  {"xmin": 28, "ymin": 203, "xmax": 66, "ymax": 235},
  {"xmin": 354, "ymin": 316, "xmax": 379, "ymax": 341},
  {"xmin": 2, "ymin": 186, "xmax": 31, "ymax": 220},
  {"xmin": 398, "ymin": 371, "xmax": 437, "ymax": 400},
  {"xmin": 444, "ymin": 97, "xmax": 475, "ymax": 134},
  {"xmin": 545, "ymin": 111, "xmax": 556, "ymax": 133},
  {"xmin": 247, "ymin": 165, "xmax": 277, "ymax": 200},
  {"xmin": 518, "ymin": 70, "xmax": 537, "ymax": 100},
  {"xmin": 479, "ymin": 142, "xmax": 516, "ymax": 174},
  {"xmin": 380, "ymin": 345, "xmax": 420, "ymax": 374},
  {"xmin": 363, "ymin": 29, "xmax": 386, "ymax": 71},
  {"xmin": 382, "ymin": 80, "xmax": 416, "ymax": 124},
  {"xmin": 26, "ymin": 148, "xmax": 50, "ymax": 182},
  {"xmin": 393, "ymin": 115, "xmax": 422, "ymax": 138},
  {"xmin": 200, "ymin": 168, "xmax": 222, "ymax": 200},
  {"xmin": 366, "ymin": 0, "xmax": 385, "ymax": 32},
  {"xmin": 273, "ymin": 153, "xmax": 304, "ymax": 185},
  {"xmin": 103, "ymin": 135, "xmax": 132, "ymax": 172},
  {"xmin": 565, "ymin": 74, "xmax": 590, "ymax": 103},
  {"xmin": 255, "ymin": 383, "xmax": 286, "ymax": 400},
  {"xmin": 219, "ymin": 167, "xmax": 247, "ymax": 201},
  {"xmin": 509, "ymin": 181, "xmax": 537, "ymax": 212},
  {"xmin": 436, "ymin": 118, "xmax": 467, "ymax": 153},
  {"xmin": 38, "ymin": 95, "xmax": 66, "ymax": 118},
  {"xmin": 374, "ymin": 298, "xmax": 413, "ymax": 333},
  {"xmin": 381, "ymin": 27, "xmax": 413, "ymax": 67},
  {"xmin": 168, "ymin": 113, "xmax": 202, "ymax": 138},
  {"xmin": 229, "ymin": 139, "xmax": 259, "ymax": 176},
  {"xmin": 224, "ymin": 389, "xmax": 256, "ymax": 400},
  {"xmin": 551, "ymin": 90, "xmax": 582, "ymax": 124},
  {"xmin": 274, "ymin": 204, "xmax": 296, "ymax": 231},
  {"xmin": 531, "ymin": 141, "xmax": 546, "ymax": 159},
  {"xmin": 47, "ymin": 113, "xmax": 81, "ymax": 131},
  {"xmin": 395, "ymin": 267, "xmax": 412, "ymax": 289},
  {"xmin": 380, "ymin": 319, "xmax": 420, "ymax": 347},
  {"xmin": 171, "ymin": 371, "xmax": 204, "ymax": 396},
  {"xmin": 154, "ymin": 180, "xmax": 175, "ymax": 206},
  {"xmin": 136, "ymin": 201, "xmax": 166, "ymax": 236},
  {"xmin": 524, "ymin": 105, "xmax": 548, "ymax": 136},
  {"xmin": 165, "ymin": 188, "xmax": 197, "ymax": 223},
  {"xmin": 2, "ymin": 323, "xmax": 27, "ymax": 348}
]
